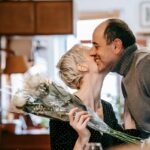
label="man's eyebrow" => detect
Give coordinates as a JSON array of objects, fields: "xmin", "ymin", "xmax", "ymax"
[{"xmin": 92, "ymin": 41, "xmax": 98, "ymax": 45}]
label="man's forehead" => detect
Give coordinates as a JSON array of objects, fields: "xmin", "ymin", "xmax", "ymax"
[
  {"xmin": 95, "ymin": 21, "xmax": 108, "ymax": 32},
  {"xmin": 93, "ymin": 21, "xmax": 108, "ymax": 36},
  {"xmin": 92, "ymin": 29, "xmax": 107, "ymax": 45}
]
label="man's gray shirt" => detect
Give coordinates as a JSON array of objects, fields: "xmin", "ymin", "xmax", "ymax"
[{"xmin": 112, "ymin": 44, "xmax": 150, "ymax": 132}]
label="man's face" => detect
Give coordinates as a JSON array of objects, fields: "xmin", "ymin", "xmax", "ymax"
[
  {"xmin": 83, "ymin": 48, "xmax": 99, "ymax": 73},
  {"xmin": 90, "ymin": 23, "xmax": 121, "ymax": 72}
]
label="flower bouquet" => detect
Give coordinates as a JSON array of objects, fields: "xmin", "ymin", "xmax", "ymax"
[{"xmin": 12, "ymin": 74, "xmax": 142, "ymax": 144}]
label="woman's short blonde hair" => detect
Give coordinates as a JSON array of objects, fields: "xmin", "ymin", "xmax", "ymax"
[{"xmin": 57, "ymin": 44, "xmax": 89, "ymax": 89}]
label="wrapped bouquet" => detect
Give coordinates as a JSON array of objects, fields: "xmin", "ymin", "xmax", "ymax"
[{"xmin": 12, "ymin": 74, "xmax": 142, "ymax": 144}]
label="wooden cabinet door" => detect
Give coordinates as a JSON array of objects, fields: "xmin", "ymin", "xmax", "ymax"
[
  {"xmin": 0, "ymin": 1, "xmax": 74, "ymax": 35},
  {"xmin": 0, "ymin": 2, "xmax": 34, "ymax": 35},
  {"xmin": 36, "ymin": 1, "xmax": 73, "ymax": 34}
]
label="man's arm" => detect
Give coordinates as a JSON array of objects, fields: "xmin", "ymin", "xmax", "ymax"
[{"xmin": 102, "ymin": 100, "xmax": 143, "ymax": 146}]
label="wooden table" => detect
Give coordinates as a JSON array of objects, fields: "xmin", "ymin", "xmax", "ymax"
[{"xmin": 0, "ymin": 133, "xmax": 50, "ymax": 150}]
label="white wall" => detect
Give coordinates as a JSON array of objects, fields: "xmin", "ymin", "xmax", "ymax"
[{"xmin": 76, "ymin": 0, "xmax": 150, "ymax": 34}]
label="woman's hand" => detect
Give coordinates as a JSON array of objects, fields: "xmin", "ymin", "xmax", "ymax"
[{"xmin": 68, "ymin": 107, "xmax": 91, "ymax": 144}]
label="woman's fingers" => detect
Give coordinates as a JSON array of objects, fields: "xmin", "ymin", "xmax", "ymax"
[
  {"xmin": 78, "ymin": 114, "xmax": 91, "ymax": 125},
  {"xmin": 74, "ymin": 111, "xmax": 89, "ymax": 123},
  {"xmin": 75, "ymin": 114, "xmax": 91, "ymax": 138},
  {"xmin": 68, "ymin": 108, "xmax": 91, "ymax": 129},
  {"xmin": 68, "ymin": 108, "xmax": 91, "ymax": 139},
  {"xmin": 68, "ymin": 107, "xmax": 78, "ymax": 122},
  {"xmin": 82, "ymin": 115, "xmax": 91, "ymax": 127}
]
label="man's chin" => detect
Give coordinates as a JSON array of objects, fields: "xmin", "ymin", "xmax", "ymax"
[
  {"xmin": 98, "ymin": 64, "xmax": 111, "ymax": 73},
  {"xmin": 98, "ymin": 66, "xmax": 105, "ymax": 72}
]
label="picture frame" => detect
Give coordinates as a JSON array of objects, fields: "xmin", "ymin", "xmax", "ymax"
[{"xmin": 140, "ymin": 1, "xmax": 150, "ymax": 27}]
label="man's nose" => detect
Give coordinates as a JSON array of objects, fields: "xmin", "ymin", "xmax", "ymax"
[{"xmin": 89, "ymin": 46, "xmax": 96, "ymax": 56}]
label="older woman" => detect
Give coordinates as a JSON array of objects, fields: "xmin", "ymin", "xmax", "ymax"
[{"xmin": 50, "ymin": 44, "xmax": 141, "ymax": 150}]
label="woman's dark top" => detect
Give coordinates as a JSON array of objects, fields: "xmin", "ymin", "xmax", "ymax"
[{"xmin": 50, "ymin": 100, "xmax": 147, "ymax": 150}]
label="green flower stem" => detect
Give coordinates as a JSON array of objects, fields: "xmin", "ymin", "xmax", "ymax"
[{"xmin": 109, "ymin": 129, "xmax": 142, "ymax": 144}]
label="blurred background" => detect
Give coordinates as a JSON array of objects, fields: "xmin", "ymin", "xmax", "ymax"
[{"xmin": 0, "ymin": 0, "xmax": 150, "ymax": 149}]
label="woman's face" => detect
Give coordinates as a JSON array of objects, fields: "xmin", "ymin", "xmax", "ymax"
[{"xmin": 82, "ymin": 48, "xmax": 99, "ymax": 73}]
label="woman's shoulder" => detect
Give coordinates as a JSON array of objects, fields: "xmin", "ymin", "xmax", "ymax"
[
  {"xmin": 101, "ymin": 99, "xmax": 113, "ymax": 109},
  {"xmin": 101, "ymin": 99, "xmax": 115, "ymax": 116},
  {"xmin": 101, "ymin": 99, "xmax": 117, "ymax": 124}
]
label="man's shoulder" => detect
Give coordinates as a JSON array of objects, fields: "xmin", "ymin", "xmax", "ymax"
[
  {"xmin": 135, "ymin": 47, "xmax": 150, "ymax": 58},
  {"xmin": 136, "ymin": 46, "xmax": 150, "ymax": 53},
  {"xmin": 133, "ymin": 47, "xmax": 150, "ymax": 67}
]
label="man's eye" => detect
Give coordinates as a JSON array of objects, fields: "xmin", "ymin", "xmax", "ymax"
[{"xmin": 95, "ymin": 46, "xmax": 99, "ymax": 49}]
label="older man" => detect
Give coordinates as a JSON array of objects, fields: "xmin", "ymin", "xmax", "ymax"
[{"xmin": 90, "ymin": 18, "xmax": 150, "ymax": 136}]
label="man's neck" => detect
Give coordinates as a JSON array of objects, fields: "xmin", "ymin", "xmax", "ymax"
[{"xmin": 112, "ymin": 44, "xmax": 137, "ymax": 76}]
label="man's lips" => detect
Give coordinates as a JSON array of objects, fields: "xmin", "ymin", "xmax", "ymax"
[
  {"xmin": 94, "ymin": 56, "xmax": 101, "ymax": 64},
  {"xmin": 95, "ymin": 58, "xmax": 100, "ymax": 62}
]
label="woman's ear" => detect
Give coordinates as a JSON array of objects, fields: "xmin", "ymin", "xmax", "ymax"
[
  {"xmin": 77, "ymin": 63, "xmax": 89, "ymax": 72},
  {"xmin": 112, "ymin": 38, "xmax": 123, "ymax": 55}
]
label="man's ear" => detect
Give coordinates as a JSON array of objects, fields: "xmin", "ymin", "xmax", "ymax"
[
  {"xmin": 112, "ymin": 38, "xmax": 123, "ymax": 55},
  {"xmin": 77, "ymin": 63, "xmax": 89, "ymax": 72}
]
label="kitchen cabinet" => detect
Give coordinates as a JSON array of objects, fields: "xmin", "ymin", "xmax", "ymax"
[{"xmin": 0, "ymin": 0, "xmax": 74, "ymax": 35}]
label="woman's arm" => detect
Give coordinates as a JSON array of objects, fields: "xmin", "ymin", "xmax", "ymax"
[{"xmin": 68, "ymin": 107, "xmax": 91, "ymax": 150}]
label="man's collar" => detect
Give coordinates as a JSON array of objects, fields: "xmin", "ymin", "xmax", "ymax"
[{"xmin": 112, "ymin": 44, "xmax": 137, "ymax": 76}]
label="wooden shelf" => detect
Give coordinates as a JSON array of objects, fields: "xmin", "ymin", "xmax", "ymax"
[{"xmin": 137, "ymin": 32, "xmax": 150, "ymax": 36}]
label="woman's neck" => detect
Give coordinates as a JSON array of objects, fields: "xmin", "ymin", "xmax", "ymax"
[{"xmin": 74, "ymin": 73, "xmax": 106, "ymax": 111}]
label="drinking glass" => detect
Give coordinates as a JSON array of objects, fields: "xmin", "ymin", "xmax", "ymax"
[{"xmin": 85, "ymin": 142, "xmax": 103, "ymax": 150}]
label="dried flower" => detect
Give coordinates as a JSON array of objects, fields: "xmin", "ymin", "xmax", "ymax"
[
  {"xmin": 12, "ymin": 90, "xmax": 27, "ymax": 107},
  {"xmin": 12, "ymin": 74, "xmax": 142, "ymax": 144}
]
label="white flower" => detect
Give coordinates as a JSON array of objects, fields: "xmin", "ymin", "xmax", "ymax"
[
  {"xmin": 23, "ymin": 74, "xmax": 52, "ymax": 90},
  {"xmin": 146, "ymin": 137, "xmax": 150, "ymax": 144},
  {"xmin": 12, "ymin": 91, "xmax": 27, "ymax": 107}
]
